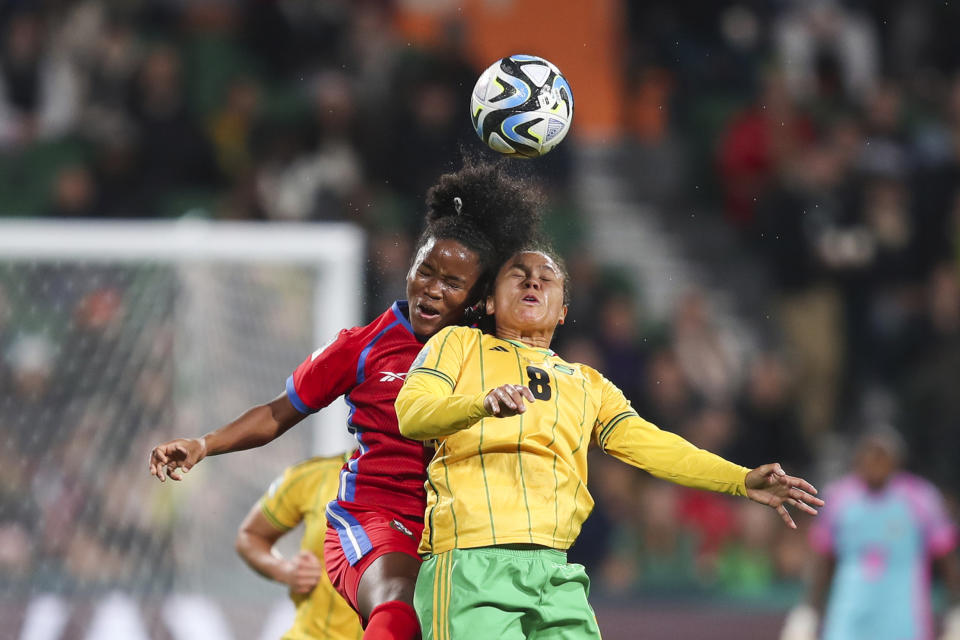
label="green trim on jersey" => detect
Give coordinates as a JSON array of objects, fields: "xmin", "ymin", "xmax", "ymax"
[
  {"xmin": 511, "ymin": 345, "xmax": 535, "ymax": 543},
  {"xmin": 409, "ymin": 367, "xmax": 455, "ymax": 389},
  {"xmin": 570, "ymin": 377, "xmax": 588, "ymax": 455},
  {"xmin": 260, "ymin": 502, "xmax": 294, "ymax": 532},
  {"xmin": 547, "ymin": 374, "xmax": 562, "ymax": 546},
  {"xmin": 501, "ymin": 337, "xmax": 555, "ymax": 356},
  {"xmin": 597, "ymin": 410, "xmax": 639, "ymax": 448},
  {"xmin": 434, "ymin": 327, "xmax": 456, "ymax": 363},
  {"xmin": 476, "ymin": 335, "xmax": 497, "ymax": 543},
  {"xmin": 440, "ymin": 442, "xmax": 460, "ymax": 548}
]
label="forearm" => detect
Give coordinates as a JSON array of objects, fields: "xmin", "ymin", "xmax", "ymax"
[
  {"xmin": 235, "ymin": 531, "xmax": 290, "ymax": 584},
  {"xmin": 603, "ymin": 419, "xmax": 749, "ymax": 496},
  {"xmin": 204, "ymin": 396, "xmax": 303, "ymax": 456},
  {"xmin": 396, "ymin": 373, "xmax": 489, "ymax": 440}
]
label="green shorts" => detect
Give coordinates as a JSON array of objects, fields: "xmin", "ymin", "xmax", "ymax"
[{"xmin": 414, "ymin": 546, "xmax": 602, "ymax": 640}]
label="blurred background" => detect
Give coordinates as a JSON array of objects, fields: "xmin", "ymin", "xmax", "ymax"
[{"xmin": 1, "ymin": 0, "xmax": 959, "ymax": 638}]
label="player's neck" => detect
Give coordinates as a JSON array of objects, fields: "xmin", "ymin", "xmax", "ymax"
[
  {"xmin": 861, "ymin": 475, "xmax": 893, "ymax": 493},
  {"xmin": 495, "ymin": 326, "xmax": 554, "ymax": 350}
]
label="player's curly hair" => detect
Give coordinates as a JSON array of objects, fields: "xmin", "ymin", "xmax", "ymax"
[{"xmin": 419, "ymin": 157, "xmax": 547, "ymax": 300}]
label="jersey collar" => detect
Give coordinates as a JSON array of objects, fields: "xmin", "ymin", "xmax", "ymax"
[
  {"xmin": 501, "ymin": 337, "xmax": 555, "ymax": 357},
  {"xmin": 392, "ymin": 300, "xmax": 416, "ymax": 337}
]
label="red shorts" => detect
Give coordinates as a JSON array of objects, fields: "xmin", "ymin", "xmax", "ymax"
[{"xmin": 323, "ymin": 502, "xmax": 423, "ymax": 615}]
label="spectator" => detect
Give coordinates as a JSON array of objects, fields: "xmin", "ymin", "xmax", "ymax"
[
  {"xmin": 852, "ymin": 174, "xmax": 925, "ymax": 385},
  {"xmin": 639, "ymin": 347, "xmax": 702, "ymax": 431},
  {"xmin": 898, "ymin": 264, "xmax": 960, "ymax": 497},
  {"xmin": 0, "ymin": 10, "xmax": 81, "ymax": 149},
  {"xmin": 714, "ymin": 501, "xmax": 778, "ymax": 597},
  {"xmin": 730, "ymin": 351, "xmax": 809, "ymax": 472},
  {"xmin": 256, "ymin": 72, "xmax": 363, "ymax": 221},
  {"xmin": 91, "ymin": 131, "xmax": 152, "ymax": 217},
  {"xmin": 596, "ymin": 292, "xmax": 648, "ymax": 404},
  {"xmin": 717, "ymin": 69, "xmax": 815, "ymax": 228},
  {"xmin": 74, "ymin": 9, "xmax": 143, "ymax": 144},
  {"xmin": 207, "ymin": 75, "xmax": 261, "ymax": 181},
  {"xmin": 671, "ymin": 289, "xmax": 744, "ymax": 405},
  {"xmin": 46, "ymin": 164, "xmax": 99, "ymax": 218},
  {"xmin": 755, "ymin": 138, "xmax": 861, "ymax": 446},
  {"xmin": 774, "ymin": 0, "xmax": 880, "ymax": 105},
  {"xmin": 130, "ymin": 43, "xmax": 220, "ymax": 204}
]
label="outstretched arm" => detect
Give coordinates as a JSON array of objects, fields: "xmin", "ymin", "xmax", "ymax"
[
  {"xmin": 594, "ymin": 373, "xmax": 822, "ymax": 526},
  {"xmin": 148, "ymin": 393, "xmax": 305, "ymax": 481}
]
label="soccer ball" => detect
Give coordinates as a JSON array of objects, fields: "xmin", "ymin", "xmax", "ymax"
[{"xmin": 470, "ymin": 54, "xmax": 574, "ymax": 158}]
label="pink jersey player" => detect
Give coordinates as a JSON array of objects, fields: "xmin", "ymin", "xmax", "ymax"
[{"xmin": 782, "ymin": 425, "xmax": 960, "ymax": 640}]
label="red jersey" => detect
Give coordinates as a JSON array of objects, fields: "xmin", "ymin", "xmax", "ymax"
[{"xmin": 285, "ymin": 301, "xmax": 432, "ymax": 537}]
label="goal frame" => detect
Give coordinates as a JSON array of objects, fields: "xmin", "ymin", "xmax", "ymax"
[{"xmin": 0, "ymin": 217, "xmax": 364, "ymax": 455}]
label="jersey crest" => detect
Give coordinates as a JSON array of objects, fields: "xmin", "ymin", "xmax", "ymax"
[{"xmin": 409, "ymin": 345, "xmax": 431, "ymax": 372}]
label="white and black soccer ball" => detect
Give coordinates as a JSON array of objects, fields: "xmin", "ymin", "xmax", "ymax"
[{"xmin": 470, "ymin": 54, "xmax": 574, "ymax": 158}]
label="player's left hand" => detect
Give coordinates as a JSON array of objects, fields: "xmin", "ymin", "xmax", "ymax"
[{"xmin": 745, "ymin": 463, "xmax": 824, "ymax": 529}]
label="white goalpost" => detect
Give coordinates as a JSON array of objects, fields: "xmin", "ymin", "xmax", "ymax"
[
  {"xmin": 0, "ymin": 218, "xmax": 364, "ymax": 455},
  {"xmin": 0, "ymin": 218, "xmax": 366, "ymax": 640}
]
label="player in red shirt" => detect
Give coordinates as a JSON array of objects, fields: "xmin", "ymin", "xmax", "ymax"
[{"xmin": 148, "ymin": 160, "xmax": 545, "ymax": 640}]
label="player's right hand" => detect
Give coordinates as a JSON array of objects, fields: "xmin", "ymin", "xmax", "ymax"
[
  {"xmin": 286, "ymin": 550, "xmax": 323, "ymax": 594},
  {"xmin": 484, "ymin": 384, "xmax": 535, "ymax": 418},
  {"xmin": 149, "ymin": 437, "xmax": 206, "ymax": 482}
]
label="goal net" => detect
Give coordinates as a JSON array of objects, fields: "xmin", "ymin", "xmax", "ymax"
[{"xmin": 0, "ymin": 219, "xmax": 364, "ymax": 640}]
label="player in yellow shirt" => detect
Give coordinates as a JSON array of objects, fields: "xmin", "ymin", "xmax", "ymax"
[
  {"xmin": 236, "ymin": 455, "xmax": 363, "ymax": 640},
  {"xmin": 396, "ymin": 247, "xmax": 825, "ymax": 639}
]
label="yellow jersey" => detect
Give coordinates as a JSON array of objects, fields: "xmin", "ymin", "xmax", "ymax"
[
  {"xmin": 260, "ymin": 456, "xmax": 363, "ymax": 640},
  {"xmin": 395, "ymin": 326, "xmax": 750, "ymax": 555}
]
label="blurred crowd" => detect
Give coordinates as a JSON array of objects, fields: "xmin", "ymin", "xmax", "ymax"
[
  {"xmin": 1, "ymin": 0, "xmax": 959, "ymax": 608},
  {"xmin": 605, "ymin": 0, "xmax": 960, "ymax": 601},
  {"xmin": 626, "ymin": 0, "xmax": 960, "ymax": 491}
]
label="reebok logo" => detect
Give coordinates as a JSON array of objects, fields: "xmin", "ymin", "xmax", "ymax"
[
  {"xmin": 490, "ymin": 345, "xmax": 509, "ymax": 352},
  {"xmin": 379, "ymin": 371, "xmax": 407, "ymax": 382}
]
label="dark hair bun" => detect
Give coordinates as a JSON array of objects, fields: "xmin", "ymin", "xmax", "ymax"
[{"xmin": 424, "ymin": 158, "xmax": 546, "ymax": 270}]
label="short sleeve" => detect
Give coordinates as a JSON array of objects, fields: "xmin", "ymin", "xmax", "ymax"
[
  {"xmin": 259, "ymin": 468, "xmax": 305, "ymax": 531},
  {"xmin": 916, "ymin": 481, "xmax": 958, "ymax": 557},
  {"xmin": 286, "ymin": 328, "xmax": 361, "ymax": 414},
  {"xmin": 808, "ymin": 498, "xmax": 836, "ymax": 555},
  {"xmin": 592, "ymin": 373, "xmax": 640, "ymax": 450},
  {"xmin": 809, "ymin": 480, "xmax": 848, "ymax": 555}
]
